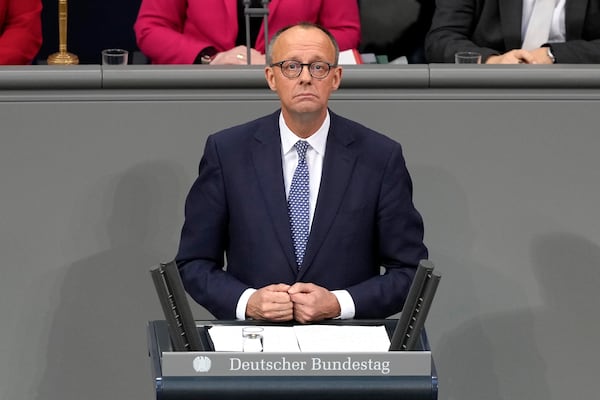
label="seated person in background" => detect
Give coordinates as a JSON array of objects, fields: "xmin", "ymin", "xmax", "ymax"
[
  {"xmin": 134, "ymin": 0, "xmax": 361, "ymax": 65},
  {"xmin": 358, "ymin": 0, "xmax": 435, "ymax": 64},
  {"xmin": 175, "ymin": 22, "xmax": 428, "ymax": 322},
  {"xmin": 425, "ymin": 0, "xmax": 600, "ymax": 64},
  {"xmin": 0, "ymin": 0, "xmax": 42, "ymax": 65}
]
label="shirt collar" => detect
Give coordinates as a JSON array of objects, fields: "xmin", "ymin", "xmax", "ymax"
[{"xmin": 279, "ymin": 111, "xmax": 330, "ymax": 157}]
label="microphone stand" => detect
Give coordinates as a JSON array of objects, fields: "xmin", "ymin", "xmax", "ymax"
[
  {"xmin": 243, "ymin": 0, "xmax": 270, "ymax": 65},
  {"xmin": 47, "ymin": 0, "xmax": 79, "ymax": 65}
]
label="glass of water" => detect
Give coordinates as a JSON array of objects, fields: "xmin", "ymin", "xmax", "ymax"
[
  {"xmin": 455, "ymin": 51, "xmax": 482, "ymax": 64},
  {"xmin": 242, "ymin": 327, "xmax": 264, "ymax": 352}
]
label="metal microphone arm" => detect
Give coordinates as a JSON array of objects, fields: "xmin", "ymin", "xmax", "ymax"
[
  {"xmin": 243, "ymin": 0, "xmax": 270, "ymax": 65},
  {"xmin": 243, "ymin": 0, "xmax": 251, "ymax": 63},
  {"xmin": 262, "ymin": 0, "xmax": 270, "ymax": 55}
]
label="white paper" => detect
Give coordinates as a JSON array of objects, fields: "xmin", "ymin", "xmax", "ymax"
[
  {"xmin": 207, "ymin": 324, "xmax": 390, "ymax": 353},
  {"xmin": 262, "ymin": 326, "xmax": 301, "ymax": 352},
  {"xmin": 293, "ymin": 325, "xmax": 390, "ymax": 352},
  {"xmin": 338, "ymin": 49, "xmax": 359, "ymax": 65},
  {"xmin": 207, "ymin": 325, "xmax": 301, "ymax": 352}
]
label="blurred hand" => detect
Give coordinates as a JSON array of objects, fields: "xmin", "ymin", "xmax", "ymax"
[
  {"xmin": 288, "ymin": 282, "xmax": 341, "ymax": 323},
  {"xmin": 211, "ymin": 45, "xmax": 266, "ymax": 65},
  {"xmin": 486, "ymin": 49, "xmax": 536, "ymax": 64},
  {"xmin": 529, "ymin": 47, "xmax": 555, "ymax": 64},
  {"xmin": 246, "ymin": 283, "xmax": 293, "ymax": 321}
]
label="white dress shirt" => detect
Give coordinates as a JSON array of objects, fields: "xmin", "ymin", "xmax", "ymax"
[{"xmin": 235, "ymin": 111, "xmax": 356, "ymax": 320}]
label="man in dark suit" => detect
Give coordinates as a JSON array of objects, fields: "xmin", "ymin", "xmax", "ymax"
[
  {"xmin": 425, "ymin": 0, "xmax": 600, "ymax": 64},
  {"xmin": 176, "ymin": 22, "xmax": 427, "ymax": 323}
]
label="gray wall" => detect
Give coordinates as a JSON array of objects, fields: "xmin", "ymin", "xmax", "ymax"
[{"xmin": 1, "ymin": 65, "xmax": 599, "ymax": 400}]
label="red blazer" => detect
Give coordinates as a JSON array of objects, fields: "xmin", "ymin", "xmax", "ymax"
[
  {"xmin": 0, "ymin": 0, "xmax": 42, "ymax": 65},
  {"xmin": 134, "ymin": 0, "xmax": 361, "ymax": 64}
]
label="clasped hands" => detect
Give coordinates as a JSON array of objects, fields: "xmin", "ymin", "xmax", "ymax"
[
  {"xmin": 210, "ymin": 45, "xmax": 266, "ymax": 65},
  {"xmin": 246, "ymin": 283, "xmax": 341, "ymax": 323},
  {"xmin": 486, "ymin": 47, "xmax": 554, "ymax": 64}
]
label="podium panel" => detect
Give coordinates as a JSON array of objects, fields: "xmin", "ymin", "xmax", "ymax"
[{"xmin": 147, "ymin": 320, "xmax": 438, "ymax": 400}]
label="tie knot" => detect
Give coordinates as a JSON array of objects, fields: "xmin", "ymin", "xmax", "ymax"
[{"xmin": 294, "ymin": 141, "xmax": 309, "ymax": 161}]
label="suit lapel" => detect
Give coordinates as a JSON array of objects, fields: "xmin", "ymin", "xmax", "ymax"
[
  {"xmin": 251, "ymin": 113, "xmax": 298, "ymax": 273},
  {"xmin": 500, "ymin": 0, "xmax": 525, "ymax": 49},
  {"xmin": 298, "ymin": 114, "xmax": 357, "ymax": 279},
  {"xmin": 565, "ymin": 0, "xmax": 588, "ymax": 39}
]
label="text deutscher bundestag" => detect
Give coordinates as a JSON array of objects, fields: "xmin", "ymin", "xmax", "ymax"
[
  {"xmin": 230, "ymin": 356, "xmax": 391, "ymax": 374},
  {"xmin": 161, "ymin": 352, "xmax": 431, "ymax": 377}
]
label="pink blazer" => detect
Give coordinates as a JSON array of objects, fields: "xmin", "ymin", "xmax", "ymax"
[
  {"xmin": 134, "ymin": 0, "xmax": 361, "ymax": 64},
  {"xmin": 0, "ymin": 0, "xmax": 42, "ymax": 65}
]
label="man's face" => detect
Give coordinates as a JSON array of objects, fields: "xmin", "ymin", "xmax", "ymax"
[{"xmin": 265, "ymin": 26, "xmax": 342, "ymax": 121}]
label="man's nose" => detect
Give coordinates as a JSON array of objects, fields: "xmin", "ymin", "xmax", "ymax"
[{"xmin": 298, "ymin": 65, "xmax": 313, "ymax": 82}]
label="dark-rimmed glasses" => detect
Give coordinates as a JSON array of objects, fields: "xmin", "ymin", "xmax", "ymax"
[{"xmin": 270, "ymin": 60, "xmax": 336, "ymax": 79}]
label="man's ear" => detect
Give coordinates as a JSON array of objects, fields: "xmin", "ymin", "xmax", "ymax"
[
  {"xmin": 331, "ymin": 67, "xmax": 343, "ymax": 91},
  {"xmin": 265, "ymin": 67, "xmax": 277, "ymax": 91}
]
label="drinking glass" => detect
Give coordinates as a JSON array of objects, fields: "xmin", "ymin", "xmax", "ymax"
[
  {"xmin": 242, "ymin": 327, "xmax": 264, "ymax": 352},
  {"xmin": 455, "ymin": 51, "xmax": 482, "ymax": 64},
  {"xmin": 102, "ymin": 49, "xmax": 129, "ymax": 65}
]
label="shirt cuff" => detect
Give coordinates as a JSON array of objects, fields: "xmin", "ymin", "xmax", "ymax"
[
  {"xmin": 235, "ymin": 288, "xmax": 257, "ymax": 320},
  {"xmin": 332, "ymin": 290, "xmax": 355, "ymax": 319}
]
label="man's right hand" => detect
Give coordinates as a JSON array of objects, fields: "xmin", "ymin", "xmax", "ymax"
[
  {"xmin": 486, "ymin": 49, "xmax": 536, "ymax": 64},
  {"xmin": 246, "ymin": 283, "xmax": 294, "ymax": 321}
]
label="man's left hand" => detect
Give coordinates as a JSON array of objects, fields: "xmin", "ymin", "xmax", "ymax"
[
  {"xmin": 529, "ymin": 47, "xmax": 555, "ymax": 64},
  {"xmin": 287, "ymin": 282, "xmax": 341, "ymax": 323}
]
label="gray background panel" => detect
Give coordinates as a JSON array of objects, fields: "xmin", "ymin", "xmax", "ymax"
[{"xmin": 1, "ymin": 67, "xmax": 599, "ymax": 400}]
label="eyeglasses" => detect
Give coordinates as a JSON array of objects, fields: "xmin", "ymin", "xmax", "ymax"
[{"xmin": 270, "ymin": 60, "xmax": 336, "ymax": 79}]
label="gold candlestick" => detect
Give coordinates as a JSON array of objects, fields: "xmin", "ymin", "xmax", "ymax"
[{"xmin": 47, "ymin": 0, "xmax": 79, "ymax": 65}]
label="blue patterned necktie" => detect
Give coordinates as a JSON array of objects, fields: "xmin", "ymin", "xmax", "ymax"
[{"xmin": 288, "ymin": 140, "xmax": 310, "ymax": 268}]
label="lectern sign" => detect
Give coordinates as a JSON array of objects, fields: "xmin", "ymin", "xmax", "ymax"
[{"xmin": 161, "ymin": 351, "xmax": 431, "ymax": 377}]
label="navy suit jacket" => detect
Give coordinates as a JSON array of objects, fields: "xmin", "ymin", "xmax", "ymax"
[
  {"xmin": 425, "ymin": 0, "xmax": 600, "ymax": 63},
  {"xmin": 176, "ymin": 110, "xmax": 428, "ymax": 320}
]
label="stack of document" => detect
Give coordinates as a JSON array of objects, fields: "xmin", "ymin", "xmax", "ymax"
[{"xmin": 207, "ymin": 325, "xmax": 391, "ymax": 353}]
